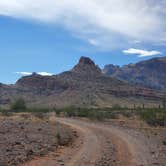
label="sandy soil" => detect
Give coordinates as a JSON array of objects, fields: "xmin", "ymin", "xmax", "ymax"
[{"xmin": 23, "ymin": 117, "xmax": 166, "ymax": 166}]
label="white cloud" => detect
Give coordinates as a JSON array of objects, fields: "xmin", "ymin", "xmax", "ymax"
[
  {"xmin": 123, "ymin": 48, "xmax": 162, "ymax": 57},
  {"xmin": 15, "ymin": 72, "xmax": 32, "ymax": 76},
  {"xmin": 0, "ymin": 0, "xmax": 165, "ymax": 48},
  {"xmin": 88, "ymin": 39, "xmax": 99, "ymax": 46},
  {"xmin": 15, "ymin": 72, "xmax": 53, "ymax": 76},
  {"xmin": 37, "ymin": 72, "xmax": 53, "ymax": 76}
]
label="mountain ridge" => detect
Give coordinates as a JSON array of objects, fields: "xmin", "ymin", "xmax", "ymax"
[
  {"xmin": 0, "ymin": 56, "xmax": 166, "ymax": 108},
  {"xmin": 103, "ymin": 57, "xmax": 166, "ymax": 91}
]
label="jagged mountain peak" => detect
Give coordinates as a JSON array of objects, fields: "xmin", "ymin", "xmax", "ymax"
[
  {"xmin": 78, "ymin": 56, "xmax": 96, "ymax": 66},
  {"xmin": 71, "ymin": 56, "xmax": 102, "ymax": 75}
]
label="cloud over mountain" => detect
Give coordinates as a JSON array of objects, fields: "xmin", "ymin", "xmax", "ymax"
[
  {"xmin": 0, "ymin": 0, "xmax": 165, "ymax": 49},
  {"xmin": 123, "ymin": 48, "xmax": 162, "ymax": 57},
  {"xmin": 15, "ymin": 72, "xmax": 53, "ymax": 76}
]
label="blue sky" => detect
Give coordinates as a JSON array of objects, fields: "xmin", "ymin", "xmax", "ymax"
[{"xmin": 0, "ymin": 0, "xmax": 165, "ymax": 84}]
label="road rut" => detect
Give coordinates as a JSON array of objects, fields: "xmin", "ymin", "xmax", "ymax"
[{"xmin": 23, "ymin": 118, "xmax": 155, "ymax": 166}]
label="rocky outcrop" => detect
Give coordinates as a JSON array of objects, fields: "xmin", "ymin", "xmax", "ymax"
[
  {"xmin": 103, "ymin": 64, "xmax": 120, "ymax": 76},
  {"xmin": 72, "ymin": 56, "xmax": 102, "ymax": 76},
  {"xmin": 103, "ymin": 57, "xmax": 166, "ymax": 91}
]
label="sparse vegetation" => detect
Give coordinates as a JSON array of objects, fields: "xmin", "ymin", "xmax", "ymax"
[
  {"xmin": 139, "ymin": 108, "xmax": 166, "ymax": 126},
  {"xmin": 11, "ymin": 98, "xmax": 26, "ymax": 111},
  {"xmin": 112, "ymin": 104, "xmax": 122, "ymax": 110},
  {"xmin": 27, "ymin": 108, "xmax": 50, "ymax": 113},
  {"xmin": 58, "ymin": 107, "xmax": 166, "ymax": 126},
  {"xmin": 162, "ymin": 100, "xmax": 166, "ymax": 108},
  {"xmin": 1, "ymin": 110, "xmax": 13, "ymax": 117},
  {"xmin": 56, "ymin": 133, "xmax": 61, "ymax": 144},
  {"xmin": 2, "ymin": 98, "xmax": 166, "ymax": 126},
  {"xmin": 53, "ymin": 107, "xmax": 120, "ymax": 121},
  {"xmin": 162, "ymin": 140, "xmax": 166, "ymax": 145},
  {"xmin": 33, "ymin": 112, "xmax": 46, "ymax": 120}
]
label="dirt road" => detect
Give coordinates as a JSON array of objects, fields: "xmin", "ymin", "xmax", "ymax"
[{"xmin": 23, "ymin": 118, "xmax": 164, "ymax": 166}]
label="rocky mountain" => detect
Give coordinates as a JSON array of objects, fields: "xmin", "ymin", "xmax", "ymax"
[
  {"xmin": 71, "ymin": 57, "xmax": 102, "ymax": 75},
  {"xmin": 103, "ymin": 57, "xmax": 166, "ymax": 91},
  {"xmin": 0, "ymin": 57, "xmax": 166, "ymax": 108}
]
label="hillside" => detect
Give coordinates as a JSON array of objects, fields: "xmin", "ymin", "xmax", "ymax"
[
  {"xmin": 0, "ymin": 57, "xmax": 165, "ymax": 108},
  {"xmin": 103, "ymin": 57, "xmax": 166, "ymax": 91}
]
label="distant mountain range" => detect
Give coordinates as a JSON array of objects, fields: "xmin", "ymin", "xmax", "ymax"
[
  {"xmin": 0, "ymin": 57, "xmax": 166, "ymax": 108},
  {"xmin": 103, "ymin": 57, "xmax": 166, "ymax": 92}
]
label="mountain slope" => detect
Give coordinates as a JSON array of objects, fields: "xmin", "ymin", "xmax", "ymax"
[
  {"xmin": 103, "ymin": 57, "xmax": 166, "ymax": 91},
  {"xmin": 0, "ymin": 57, "xmax": 166, "ymax": 108}
]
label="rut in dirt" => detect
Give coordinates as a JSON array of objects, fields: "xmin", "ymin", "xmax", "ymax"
[{"xmin": 23, "ymin": 118, "xmax": 156, "ymax": 166}]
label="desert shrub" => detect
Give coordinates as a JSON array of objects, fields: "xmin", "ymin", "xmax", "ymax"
[
  {"xmin": 33, "ymin": 112, "xmax": 46, "ymax": 120},
  {"xmin": 112, "ymin": 104, "xmax": 122, "ymax": 110},
  {"xmin": 53, "ymin": 108, "xmax": 62, "ymax": 116},
  {"xmin": 121, "ymin": 110, "xmax": 133, "ymax": 118},
  {"xmin": 162, "ymin": 100, "xmax": 166, "ymax": 108},
  {"xmin": 1, "ymin": 111, "xmax": 13, "ymax": 117},
  {"xmin": 139, "ymin": 108, "xmax": 166, "ymax": 126},
  {"xmin": 87, "ymin": 109, "xmax": 104, "ymax": 121},
  {"xmin": 11, "ymin": 98, "xmax": 26, "ymax": 111},
  {"xmin": 62, "ymin": 107, "xmax": 77, "ymax": 117},
  {"xmin": 71, "ymin": 108, "xmax": 102, "ymax": 120},
  {"xmin": 162, "ymin": 140, "xmax": 166, "ymax": 145},
  {"xmin": 27, "ymin": 108, "xmax": 50, "ymax": 113},
  {"xmin": 106, "ymin": 111, "xmax": 118, "ymax": 119},
  {"xmin": 56, "ymin": 107, "xmax": 120, "ymax": 120},
  {"xmin": 56, "ymin": 133, "xmax": 61, "ymax": 144},
  {"xmin": 76, "ymin": 108, "xmax": 90, "ymax": 117},
  {"xmin": 21, "ymin": 113, "xmax": 31, "ymax": 119}
]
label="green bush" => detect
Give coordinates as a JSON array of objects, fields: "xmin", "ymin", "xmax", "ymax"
[
  {"xmin": 105, "ymin": 111, "xmax": 118, "ymax": 119},
  {"xmin": 86, "ymin": 109, "xmax": 104, "ymax": 121},
  {"xmin": 62, "ymin": 107, "xmax": 77, "ymax": 117},
  {"xmin": 112, "ymin": 104, "xmax": 122, "ymax": 110},
  {"xmin": 53, "ymin": 108, "xmax": 62, "ymax": 116},
  {"xmin": 57, "ymin": 107, "xmax": 118, "ymax": 121},
  {"xmin": 58, "ymin": 107, "xmax": 166, "ymax": 124},
  {"xmin": 56, "ymin": 133, "xmax": 61, "ymax": 144},
  {"xmin": 1, "ymin": 111, "xmax": 13, "ymax": 117},
  {"xmin": 162, "ymin": 140, "xmax": 166, "ymax": 145},
  {"xmin": 139, "ymin": 108, "xmax": 166, "ymax": 126},
  {"xmin": 11, "ymin": 98, "xmax": 26, "ymax": 111},
  {"xmin": 27, "ymin": 108, "xmax": 50, "ymax": 113}
]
